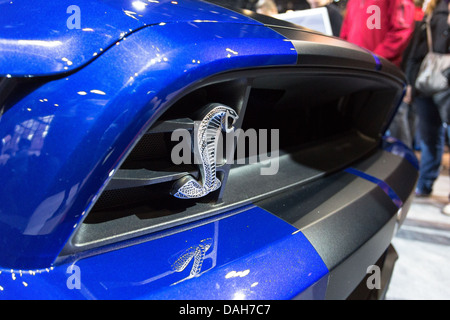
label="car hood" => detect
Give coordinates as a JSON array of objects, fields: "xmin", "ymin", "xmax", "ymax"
[{"xmin": 0, "ymin": 0, "xmax": 259, "ymax": 77}]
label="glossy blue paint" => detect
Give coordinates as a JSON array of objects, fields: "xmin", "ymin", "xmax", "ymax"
[
  {"xmin": 382, "ymin": 136, "xmax": 420, "ymax": 171},
  {"xmin": 0, "ymin": 0, "xmax": 262, "ymax": 76},
  {"xmin": 0, "ymin": 19, "xmax": 297, "ymax": 269},
  {"xmin": 0, "ymin": 206, "xmax": 329, "ymax": 300}
]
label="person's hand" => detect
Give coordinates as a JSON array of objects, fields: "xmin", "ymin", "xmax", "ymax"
[{"xmin": 403, "ymin": 85, "xmax": 412, "ymax": 104}]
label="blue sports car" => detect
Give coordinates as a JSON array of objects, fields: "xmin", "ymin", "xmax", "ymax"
[{"xmin": 0, "ymin": 0, "xmax": 418, "ymax": 300}]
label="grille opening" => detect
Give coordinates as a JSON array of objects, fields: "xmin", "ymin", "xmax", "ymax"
[
  {"xmin": 242, "ymin": 73, "xmax": 398, "ymax": 141},
  {"xmin": 242, "ymin": 88, "xmax": 352, "ymax": 149},
  {"xmin": 159, "ymin": 78, "xmax": 249, "ymax": 121},
  {"xmin": 79, "ymin": 80, "xmax": 248, "ymax": 226},
  {"xmin": 64, "ymin": 68, "xmax": 404, "ymax": 254},
  {"xmin": 83, "ymin": 182, "xmax": 219, "ymax": 225},
  {"xmin": 120, "ymin": 131, "xmax": 196, "ymax": 172},
  {"xmin": 235, "ymin": 73, "xmax": 399, "ymax": 167},
  {"xmin": 117, "ymin": 79, "xmax": 249, "ymax": 174}
]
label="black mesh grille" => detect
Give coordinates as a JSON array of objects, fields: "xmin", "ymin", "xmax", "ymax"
[{"xmin": 125, "ymin": 132, "xmax": 169, "ymax": 163}]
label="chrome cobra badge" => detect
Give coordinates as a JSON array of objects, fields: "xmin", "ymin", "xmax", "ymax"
[{"xmin": 172, "ymin": 104, "xmax": 238, "ymax": 199}]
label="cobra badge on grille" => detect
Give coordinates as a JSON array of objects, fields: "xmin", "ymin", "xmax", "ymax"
[{"xmin": 171, "ymin": 104, "xmax": 238, "ymax": 199}]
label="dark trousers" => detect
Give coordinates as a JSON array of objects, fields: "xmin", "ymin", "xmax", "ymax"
[
  {"xmin": 388, "ymin": 101, "xmax": 416, "ymax": 149},
  {"xmin": 415, "ymin": 96, "xmax": 447, "ymax": 194}
]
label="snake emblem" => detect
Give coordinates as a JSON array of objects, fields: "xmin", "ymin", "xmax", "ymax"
[{"xmin": 172, "ymin": 104, "xmax": 238, "ymax": 199}]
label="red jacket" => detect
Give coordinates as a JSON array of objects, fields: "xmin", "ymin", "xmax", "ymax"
[{"xmin": 340, "ymin": 0, "xmax": 415, "ymax": 67}]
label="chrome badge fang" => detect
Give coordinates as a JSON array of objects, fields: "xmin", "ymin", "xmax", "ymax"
[{"xmin": 172, "ymin": 105, "xmax": 238, "ymax": 199}]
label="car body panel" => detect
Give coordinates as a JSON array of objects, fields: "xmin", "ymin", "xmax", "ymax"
[
  {"xmin": 256, "ymin": 140, "xmax": 417, "ymax": 299},
  {"xmin": 0, "ymin": 0, "xmax": 419, "ymax": 300},
  {"xmin": 0, "ymin": 140, "xmax": 415, "ymax": 299},
  {"xmin": 0, "ymin": 0, "xmax": 262, "ymax": 76},
  {"xmin": 0, "ymin": 21, "xmax": 297, "ymax": 269},
  {"xmin": 0, "ymin": 206, "xmax": 329, "ymax": 300}
]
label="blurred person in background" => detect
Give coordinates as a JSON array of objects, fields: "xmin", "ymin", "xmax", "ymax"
[
  {"xmin": 306, "ymin": 0, "xmax": 343, "ymax": 36},
  {"xmin": 445, "ymin": 0, "xmax": 450, "ymax": 215},
  {"xmin": 256, "ymin": 0, "xmax": 279, "ymax": 15},
  {"xmin": 389, "ymin": 0, "xmax": 426, "ymax": 150},
  {"xmin": 415, "ymin": 0, "xmax": 426, "ymax": 20},
  {"xmin": 340, "ymin": 0, "xmax": 416, "ymax": 161},
  {"xmin": 403, "ymin": 0, "xmax": 450, "ymax": 207},
  {"xmin": 402, "ymin": 0, "xmax": 426, "ymax": 71},
  {"xmin": 340, "ymin": 0, "xmax": 415, "ymax": 68},
  {"xmin": 279, "ymin": 0, "xmax": 309, "ymax": 12}
]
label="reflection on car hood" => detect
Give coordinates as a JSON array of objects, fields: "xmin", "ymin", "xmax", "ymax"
[{"xmin": 0, "ymin": 0, "xmax": 259, "ymax": 77}]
